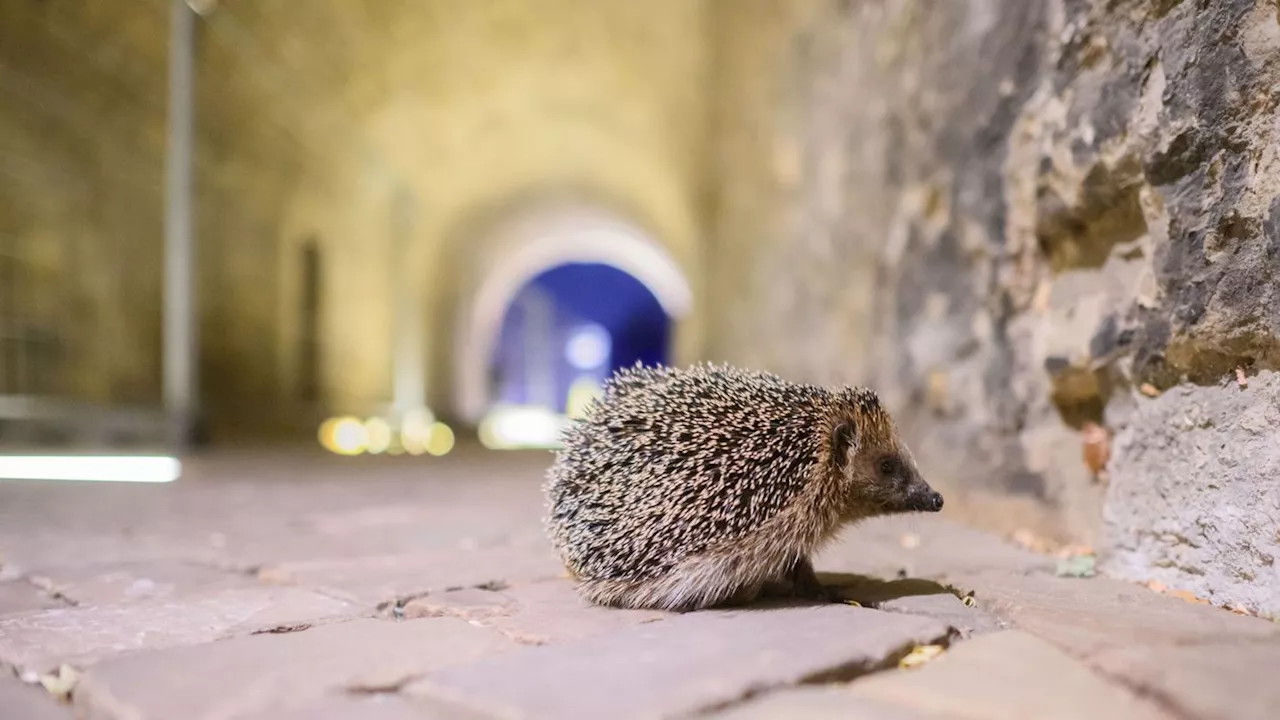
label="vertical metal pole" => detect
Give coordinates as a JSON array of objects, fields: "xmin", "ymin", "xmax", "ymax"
[
  {"xmin": 390, "ymin": 186, "xmax": 425, "ymax": 417},
  {"xmin": 164, "ymin": 0, "xmax": 196, "ymax": 451}
]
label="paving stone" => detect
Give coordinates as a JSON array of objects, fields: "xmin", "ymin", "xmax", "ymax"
[
  {"xmin": 1090, "ymin": 640, "xmax": 1280, "ymax": 720},
  {"xmin": 945, "ymin": 570, "xmax": 1280, "ymax": 658},
  {"xmin": 258, "ymin": 545, "xmax": 564, "ymax": 608},
  {"xmin": 0, "ymin": 531, "xmax": 228, "ymax": 573},
  {"xmin": 250, "ymin": 694, "xmax": 493, "ymax": 720},
  {"xmin": 0, "ymin": 580, "xmax": 63, "ymax": 616},
  {"xmin": 845, "ymin": 630, "xmax": 1170, "ymax": 720},
  {"xmin": 874, "ymin": 594, "xmax": 1003, "ymax": 640},
  {"xmin": 0, "ymin": 587, "xmax": 358, "ymax": 672},
  {"xmin": 413, "ymin": 604, "xmax": 952, "ymax": 719},
  {"xmin": 822, "ymin": 575, "xmax": 1003, "ymax": 639},
  {"xmin": 816, "ymin": 516, "xmax": 1053, "ymax": 580},
  {"xmin": 22, "ymin": 560, "xmax": 257, "ymax": 606},
  {"xmin": 73, "ymin": 617, "xmax": 518, "ymax": 720},
  {"xmin": 403, "ymin": 587, "xmax": 518, "ymax": 621},
  {"xmin": 0, "ymin": 677, "xmax": 72, "ymax": 719},
  {"xmin": 706, "ymin": 686, "xmax": 956, "ymax": 719},
  {"xmin": 403, "ymin": 578, "xmax": 671, "ymax": 645}
]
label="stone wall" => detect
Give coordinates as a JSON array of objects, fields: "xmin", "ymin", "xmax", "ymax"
[{"xmin": 706, "ymin": 0, "xmax": 1280, "ymax": 614}]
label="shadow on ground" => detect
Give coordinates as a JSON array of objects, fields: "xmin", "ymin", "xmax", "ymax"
[{"xmin": 818, "ymin": 572, "xmax": 958, "ymax": 608}]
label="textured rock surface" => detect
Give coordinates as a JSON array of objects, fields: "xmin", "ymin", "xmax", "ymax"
[
  {"xmin": 708, "ymin": 0, "xmax": 1280, "ymax": 608},
  {"xmin": 1104, "ymin": 371, "xmax": 1280, "ymax": 614}
]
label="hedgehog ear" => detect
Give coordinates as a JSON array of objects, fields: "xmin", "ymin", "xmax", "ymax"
[{"xmin": 830, "ymin": 420, "xmax": 856, "ymax": 470}]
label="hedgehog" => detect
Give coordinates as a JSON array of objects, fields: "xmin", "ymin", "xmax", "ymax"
[{"xmin": 542, "ymin": 361, "xmax": 944, "ymax": 611}]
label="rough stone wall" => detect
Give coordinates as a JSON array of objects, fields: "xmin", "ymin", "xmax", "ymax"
[{"xmin": 707, "ymin": 0, "xmax": 1280, "ymax": 614}]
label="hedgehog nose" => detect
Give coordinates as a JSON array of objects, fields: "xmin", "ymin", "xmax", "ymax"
[{"xmin": 927, "ymin": 491, "xmax": 944, "ymax": 512}]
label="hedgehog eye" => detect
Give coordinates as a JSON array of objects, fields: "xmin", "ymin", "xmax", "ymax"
[{"xmin": 878, "ymin": 458, "xmax": 897, "ymax": 476}]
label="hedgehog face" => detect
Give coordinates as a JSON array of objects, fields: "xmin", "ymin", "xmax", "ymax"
[
  {"xmin": 861, "ymin": 446, "xmax": 943, "ymax": 515},
  {"xmin": 830, "ymin": 406, "xmax": 944, "ymax": 517}
]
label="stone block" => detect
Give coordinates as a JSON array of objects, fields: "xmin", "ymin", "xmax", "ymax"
[
  {"xmin": 257, "ymin": 546, "xmax": 564, "ymax": 608},
  {"xmin": 0, "ymin": 678, "xmax": 72, "ymax": 720},
  {"xmin": 1091, "ymin": 640, "xmax": 1280, "ymax": 720},
  {"xmin": 73, "ymin": 618, "xmax": 517, "ymax": 720},
  {"xmin": 0, "ymin": 580, "xmax": 62, "ymax": 617},
  {"xmin": 0, "ymin": 587, "xmax": 358, "ymax": 673},
  {"xmin": 22, "ymin": 560, "xmax": 257, "ymax": 606},
  {"xmin": 816, "ymin": 516, "xmax": 1053, "ymax": 581},
  {"xmin": 1104, "ymin": 372, "xmax": 1280, "ymax": 617},
  {"xmin": 707, "ymin": 686, "xmax": 955, "ymax": 719},
  {"xmin": 846, "ymin": 630, "xmax": 1168, "ymax": 720},
  {"xmin": 402, "ymin": 578, "xmax": 670, "ymax": 645},
  {"xmin": 414, "ymin": 604, "xmax": 952, "ymax": 719},
  {"xmin": 245, "ymin": 694, "xmax": 490, "ymax": 720},
  {"xmin": 946, "ymin": 570, "xmax": 1279, "ymax": 658}
]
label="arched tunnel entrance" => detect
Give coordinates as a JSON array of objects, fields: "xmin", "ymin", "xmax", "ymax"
[
  {"xmin": 480, "ymin": 262, "xmax": 673, "ymax": 449},
  {"xmin": 447, "ymin": 204, "xmax": 692, "ymax": 447},
  {"xmin": 490, "ymin": 262, "xmax": 671, "ymax": 414}
]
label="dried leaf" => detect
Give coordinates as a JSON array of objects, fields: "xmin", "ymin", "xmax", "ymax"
[
  {"xmin": 39, "ymin": 665, "xmax": 79, "ymax": 702},
  {"xmin": 926, "ymin": 371, "xmax": 950, "ymax": 413},
  {"xmin": 1169, "ymin": 589, "xmax": 1209, "ymax": 605},
  {"xmin": 1031, "ymin": 279, "xmax": 1053, "ymax": 312},
  {"xmin": 899, "ymin": 644, "xmax": 945, "ymax": 669},
  {"xmin": 1011, "ymin": 528, "xmax": 1052, "ymax": 554},
  {"xmin": 1081, "ymin": 423, "xmax": 1111, "ymax": 475},
  {"xmin": 842, "ymin": 600, "xmax": 863, "ymax": 608},
  {"xmin": 255, "ymin": 566, "xmax": 294, "ymax": 584},
  {"xmin": 1055, "ymin": 554, "xmax": 1097, "ymax": 578}
]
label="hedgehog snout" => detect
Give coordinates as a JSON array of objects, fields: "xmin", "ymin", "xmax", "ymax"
[
  {"xmin": 903, "ymin": 480, "xmax": 944, "ymax": 513},
  {"xmin": 920, "ymin": 490, "xmax": 944, "ymax": 512}
]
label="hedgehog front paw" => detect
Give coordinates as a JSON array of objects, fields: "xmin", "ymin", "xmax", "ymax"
[{"xmin": 785, "ymin": 557, "xmax": 834, "ymax": 603}]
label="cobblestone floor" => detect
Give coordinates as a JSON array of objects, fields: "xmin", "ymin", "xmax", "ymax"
[{"xmin": 0, "ymin": 448, "xmax": 1277, "ymax": 719}]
